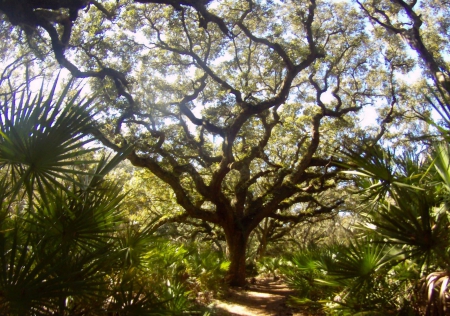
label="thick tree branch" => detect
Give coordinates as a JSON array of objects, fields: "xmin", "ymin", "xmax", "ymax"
[
  {"xmin": 128, "ymin": 151, "xmax": 219, "ymax": 223},
  {"xmin": 135, "ymin": 0, "xmax": 231, "ymax": 35},
  {"xmin": 357, "ymin": 0, "xmax": 450, "ymax": 94},
  {"xmin": 269, "ymin": 200, "xmax": 343, "ymax": 223},
  {"xmin": 237, "ymin": 22, "xmax": 294, "ymax": 71}
]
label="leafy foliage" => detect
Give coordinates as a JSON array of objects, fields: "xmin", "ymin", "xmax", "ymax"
[
  {"xmin": 283, "ymin": 144, "xmax": 450, "ymax": 315},
  {"xmin": 0, "ymin": 80, "xmax": 97, "ymax": 201},
  {"xmin": 0, "ymin": 82, "xmax": 213, "ymax": 315}
]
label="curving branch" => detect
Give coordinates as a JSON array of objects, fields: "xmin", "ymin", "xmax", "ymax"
[
  {"xmin": 269, "ymin": 199, "xmax": 343, "ymax": 224},
  {"xmin": 356, "ymin": 0, "xmax": 450, "ymax": 95},
  {"xmin": 237, "ymin": 22, "xmax": 294, "ymax": 71},
  {"xmin": 128, "ymin": 151, "xmax": 220, "ymax": 223},
  {"xmin": 135, "ymin": 0, "xmax": 231, "ymax": 35}
]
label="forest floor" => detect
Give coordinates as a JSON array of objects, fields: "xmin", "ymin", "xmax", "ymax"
[{"xmin": 207, "ymin": 277, "xmax": 325, "ymax": 316}]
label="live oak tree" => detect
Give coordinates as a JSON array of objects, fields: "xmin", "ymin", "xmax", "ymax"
[
  {"xmin": 357, "ymin": 0, "xmax": 450, "ymax": 94},
  {"xmin": 341, "ymin": 0, "xmax": 450, "ymax": 149},
  {"xmin": 1, "ymin": 0, "xmax": 443, "ymax": 285}
]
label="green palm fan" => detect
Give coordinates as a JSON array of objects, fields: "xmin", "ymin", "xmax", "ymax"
[
  {"xmin": 107, "ymin": 274, "xmax": 165, "ymax": 316},
  {"xmin": 364, "ymin": 188, "xmax": 447, "ymax": 268},
  {"xmin": 339, "ymin": 145, "xmax": 424, "ymax": 206},
  {"xmin": 338, "ymin": 145, "xmax": 397, "ymax": 202},
  {"xmin": 327, "ymin": 240, "xmax": 395, "ymax": 288},
  {"xmin": 28, "ymin": 178, "xmax": 125, "ymax": 254},
  {"xmin": 0, "ymin": 79, "xmax": 98, "ymax": 201},
  {"xmin": 434, "ymin": 143, "xmax": 450, "ymax": 206},
  {"xmin": 0, "ymin": 220, "xmax": 119, "ymax": 315},
  {"xmin": 0, "ymin": 79, "xmax": 136, "ymax": 314}
]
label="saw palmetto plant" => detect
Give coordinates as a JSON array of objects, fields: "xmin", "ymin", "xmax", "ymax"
[
  {"xmin": 282, "ymin": 144, "xmax": 450, "ymax": 315},
  {"xmin": 0, "ymin": 81, "xmax": 195, "ymax": 315},
  {"xmin": 325, "ymin": 144, "xmax": 450, "ymax": 315}
]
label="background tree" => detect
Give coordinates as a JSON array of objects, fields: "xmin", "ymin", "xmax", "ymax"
[{"xmin": 355, "ymin": 0, "xmax": 450, "ymax": 144}]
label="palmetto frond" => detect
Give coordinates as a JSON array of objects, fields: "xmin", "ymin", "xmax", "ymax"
[
  {"xmin": 335, "ymin": 143, "xmax": 450, "ymax": 314},
  {"xmin": 339, "ymin": 145, "xmax": 397, "ymax": 201},
  {"xmin": 28, "ymin": 180, "xmax": 124, "ymax": 254},
  {"xmin": 0, "ymin": 218, "xmax": 111, "ymax": 314},
  {"xmin": 0, "ymin": 79, "xmax": 97, "ymax": 200},
  {"xmin": 433, "ymin": 144, "xmax": 450, "ymax": 211},
  {"xmin": 364, "ymin": 190, "xmax": 448, "ymax": 268},
  {"xmin": 339, "ymin": 145, "xmax": 425, "ymax": 204},
  {"xmin": 327, "ymin": 239, "xmax": 396, "ymax": 283},
  {"xmin": 117, "ymin": 218, "xmax": 161, "ymax": 268},
  {"xmin": 0, "ymin": 79, "xmax": 142, "ymax": 315},
  {"xmin": 107, "ymin": 272, "xmax": 164, "ymax": 315}
]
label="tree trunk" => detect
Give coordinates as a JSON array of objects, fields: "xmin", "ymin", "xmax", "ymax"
[
  {"xmin": 224, "ymin": 227, "xmax": 249, "ymax": 287},
  {"xmin": 256, "ymin": 218, "xmax": 269, "ymax": 259},
  {"xmin": 256, "ymin": 233, "xmax": 267, "ymax": 259}
]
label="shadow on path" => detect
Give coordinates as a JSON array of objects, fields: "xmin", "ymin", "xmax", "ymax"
[{"xmin": 210, "ymin": 278, "xmax": 303, "ymax": 316}]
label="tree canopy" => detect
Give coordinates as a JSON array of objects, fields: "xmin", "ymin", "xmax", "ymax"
[{"xmin": 1, "ymin": 0, "xmax": 449, "ymax": 286}]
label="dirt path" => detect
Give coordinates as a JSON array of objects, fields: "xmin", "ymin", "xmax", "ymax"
[{"xmin": 209, "ymin": 278, "xmax": 307, "ymax": 316}]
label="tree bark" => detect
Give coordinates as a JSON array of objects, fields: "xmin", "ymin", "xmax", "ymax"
[
  {"xmin": 256, "ymin": 219, "xmax": 269, "ymax": 259},
  {"xmin": 257, "ymin": 233, "xmax": 268, "ymax": 260},
  {"xmin": 224, "ymin": 226, "xmax": 249, "ymax": 287}
]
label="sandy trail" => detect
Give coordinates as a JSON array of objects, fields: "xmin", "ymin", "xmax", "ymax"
[{"xmin": 210, "ymin": 278, "xmax": 306, "ymax": 316}]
